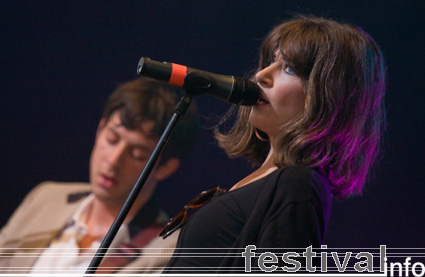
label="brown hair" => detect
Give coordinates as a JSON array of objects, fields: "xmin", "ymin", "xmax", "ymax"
[
  {"xmin": 103, "ymin": 77, "xmax": 199, "ymax": 162},
  {"xmin": 216, "ymin": 16, "xmax": 386, "ymax": 198}
]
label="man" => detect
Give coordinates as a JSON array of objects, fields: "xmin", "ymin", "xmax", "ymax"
[{"xmin": 0, "ymin": 77, "xmax": 199, "ymax": 274}]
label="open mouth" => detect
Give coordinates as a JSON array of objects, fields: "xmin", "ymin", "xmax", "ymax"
[
  {"xmin": 257, "ymin": 95, "xmax": 269, "ymax": 104},
  {"xmin": 99, "ymin": 173, "xmax": 117, "ymax": 188}
]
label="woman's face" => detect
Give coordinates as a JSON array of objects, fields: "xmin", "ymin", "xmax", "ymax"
[{"xmin": 249, "ymin": 51, "xmax": 306, "ymax": 140}]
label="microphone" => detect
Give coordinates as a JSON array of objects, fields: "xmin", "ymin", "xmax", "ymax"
[{"xmin": 137, "ymin": 57, "xmax": 260, "ymax": 106}]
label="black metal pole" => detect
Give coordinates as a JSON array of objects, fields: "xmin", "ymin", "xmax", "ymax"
[{"xmin": 84, "ymin": 94, "xmax": 193, "ymax": 275}]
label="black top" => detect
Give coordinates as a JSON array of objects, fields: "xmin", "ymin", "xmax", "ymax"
[{"xmin": 164, "ymin": 165, "xmax": 332, "ymax": 274}]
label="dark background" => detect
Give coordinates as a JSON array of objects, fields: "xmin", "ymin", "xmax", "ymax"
[{"xmin": 1, "ymin": 1, "xmax": 424, "ymax": 248}]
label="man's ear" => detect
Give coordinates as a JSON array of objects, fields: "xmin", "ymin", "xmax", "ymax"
[
  {"xmin": 96, "ymin": 118, "xmax": 107, "ymax": 138},
  {"xmin": 154, "ymin": 158, "xmax": 181, "ymax": 182}
]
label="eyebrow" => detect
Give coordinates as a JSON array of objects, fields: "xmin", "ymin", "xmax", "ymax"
[{"xmin": 107, "ymin": 124, "xmax": 155, "ymax": 152}]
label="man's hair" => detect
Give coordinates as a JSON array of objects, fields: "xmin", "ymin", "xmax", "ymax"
[
  {"xmin": 215, "ymin": 16, "xmax": 387, "ymax": 198},
  {"xmin": 102, "ymin": 77, "xmax": 199, "ymax": 162}
]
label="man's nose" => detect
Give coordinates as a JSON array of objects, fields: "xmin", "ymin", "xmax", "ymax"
[{"xmin": 106, "ymin": 144, "xmax": 126, "ymax": 169}]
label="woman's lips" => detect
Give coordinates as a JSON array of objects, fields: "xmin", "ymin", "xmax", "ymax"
[{"xmin": 257, "ymin": 95, "xmax": 269, "ymax": 105}]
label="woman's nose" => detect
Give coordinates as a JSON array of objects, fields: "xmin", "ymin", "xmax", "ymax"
[{"xmin": 255, "ymin": 65, "xmax": 274, "ymax": 88}]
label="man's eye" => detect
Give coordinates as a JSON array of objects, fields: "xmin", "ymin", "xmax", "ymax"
[
  {"xmin": 132, "ymin": 151, "xmax": 148, "ymax": 161},
  {"xmin": 131, "ymin": 147, "xmax": 151, "ymax": 161},
  {"xmin": 106, "ymin": 132, "xmax": 119, "ymax": 144}
]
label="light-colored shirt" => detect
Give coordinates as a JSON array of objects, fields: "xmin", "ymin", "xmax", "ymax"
[{"xmin": 30, "ymin": 194, "xmax": 130, "ymax": 274}]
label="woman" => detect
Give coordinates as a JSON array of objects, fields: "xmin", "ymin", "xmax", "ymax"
[{"xmin": 162, "ymin": 15, "xmax": 386, "ymax": 273}]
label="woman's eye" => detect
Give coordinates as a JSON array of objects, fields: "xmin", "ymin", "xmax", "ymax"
[
  {"xmin": 264, "ymin": 58, "xmax": 274, "ymax": 68},
  {"xmin": 284, "ymin": 64, "xmax": 295, "ymax": 75}
]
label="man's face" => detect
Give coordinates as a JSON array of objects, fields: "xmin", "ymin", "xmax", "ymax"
[{"xmin": 89, "ymin": 111, "xmax": 159, "ymax": 207}]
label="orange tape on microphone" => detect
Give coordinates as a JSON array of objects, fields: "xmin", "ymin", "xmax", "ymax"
[{"xmin": 168, "ymin": 63, "xmax": 187, "ymax": 87}]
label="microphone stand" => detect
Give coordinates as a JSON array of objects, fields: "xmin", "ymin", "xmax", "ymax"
[{"xmin": 84, "ymin": 94, "xmax": 193, "ymax": 275}]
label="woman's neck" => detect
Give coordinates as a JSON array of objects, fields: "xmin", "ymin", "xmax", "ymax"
[{"xmin": 230, "ymin": 149, "xmax": 278, "ymax": 191}]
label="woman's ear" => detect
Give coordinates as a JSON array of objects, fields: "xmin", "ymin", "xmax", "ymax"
[{"xmin": 154, "ymin": 158, "xmax": 181, "ymax": 182}]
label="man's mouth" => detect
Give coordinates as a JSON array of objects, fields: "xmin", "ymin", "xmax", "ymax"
[{"xmin": 99, "ymin": 173, "xmax": 117, "ymax": 188}]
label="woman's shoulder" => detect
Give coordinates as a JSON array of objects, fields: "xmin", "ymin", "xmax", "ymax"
[{"xmin": 269, "ymin": 165, "xmax": 331, "ymax": 202}]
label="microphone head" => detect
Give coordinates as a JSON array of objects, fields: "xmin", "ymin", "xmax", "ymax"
[{"xmin": 230, "ymin": 78, "xmax": 260, "ymax": 106}]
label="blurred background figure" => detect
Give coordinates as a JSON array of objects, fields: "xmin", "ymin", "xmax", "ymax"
[{"xmin": 0, "ymin": 77, "xmax": 199, "ymax": 274}]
